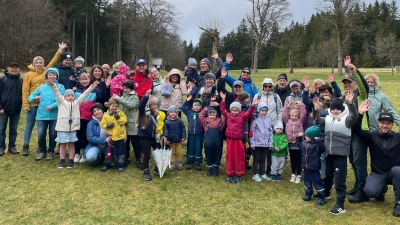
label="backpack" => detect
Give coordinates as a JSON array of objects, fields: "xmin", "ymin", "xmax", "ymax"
[{"xmin": 253, "ymin": 93, "xmax": 278, "ymax": 118}]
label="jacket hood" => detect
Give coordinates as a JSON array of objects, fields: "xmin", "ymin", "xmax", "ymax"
[
  {"xmin": 257, "ymin": 102, "xmax": 268, "ymax": 112},
  {"xmin": 262, "ymin": 78, "xmax": 274, "ymax": 86},
  {"xmin": 236, "ymin": 75, "xmax": 254, "ymax": 83},
  {"xmin": 45, "ymin": 68, "xmax": 60, "ymax": 80},
  {"xmin": 368, "ymin": 84, "xmax": 381, "ymax": 94},
  {"xmin": 28, "ymin": 64, "xmax": 44, "ymax": 73}
]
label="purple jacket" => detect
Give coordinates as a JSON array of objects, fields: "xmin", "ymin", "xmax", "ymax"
[
  {"xmin": 282, "ymin": 104, "xmax": 307, "ymax": 143},
  {"xmin": 250, "ymin": 103, "xmax": 273, "ymax": 148}
]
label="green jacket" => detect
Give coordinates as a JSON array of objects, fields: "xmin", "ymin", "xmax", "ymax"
[
  {"xmin": 272, "ymin": 133, "xmax": 288, "ymax": 157},
  {"xmin": 116, "ymin": 91, "xmax": 139, "ymax": 135}
]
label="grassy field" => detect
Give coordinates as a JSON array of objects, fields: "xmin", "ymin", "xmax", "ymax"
[{"xmin": 1, "ymin": 68, "xmax": 400, "ymax": 224}]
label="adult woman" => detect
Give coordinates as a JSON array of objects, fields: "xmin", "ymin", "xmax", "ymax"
[
  {"xmin": 21, "ymin": 42, "xmax": 67, "ymax": 156},
  {"xmin": 159, "ymin": 69, "xmax": 187, "ymax": 116},
  {"xmin": 149, "ymin": 67, "xmax": 163, "ymax": 109},
  {"xmin": 89, "ymin": 65, "xmax": 110, "ymax": 107},
  {"xmin": 364, "ymin": 74, "xmax": 400, "ymax": 131},
  {"xmin": 84, "ymin": 103, "xmax": 107, "ymax": 164}
]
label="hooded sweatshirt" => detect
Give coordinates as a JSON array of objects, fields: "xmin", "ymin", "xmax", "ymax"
[
  {"xmin": 250, "ymin": 102, "xmax": 273, "ymax": 148},
  {"xmin": 253, "ymin": 78, "xmax": 283, "ymax": 127}
]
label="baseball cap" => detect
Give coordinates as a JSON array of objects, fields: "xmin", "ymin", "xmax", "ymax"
[
  {"xmin": 341, "ymin": 73, "xmax": 355, "ymax": 82},
  {"xmin": 136, "ymin": 59, "xmax": 147, "ymax": 65},
  {"xmin": 8, "ymin": 62, "xmax": 19, "ymax": 67},
  {"xmin": 378, "ymin": 112, "xmax": 394, "ymax": 122}
]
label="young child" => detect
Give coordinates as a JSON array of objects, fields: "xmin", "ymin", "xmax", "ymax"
[
  {"xmin": 220, "ymin": 91, "xmax": 258, "ymax": 183},
  {"xmin": 138, "ymin": 90, "xmax": 165, "ymax": 181},
  {"xmin": 0, "ymin": 62, "xmax": 23, "ymax": 155},
  {"xmin": 185, "ymin": 58, "xmax": 199, "ymax": 96},
  {"xmin": 271, "ymin": 122, "xmax": 288, "ymax": 181},
  {"xmin": 112, "ymin": 80, "xmax": 142, "ymax": 169},
  {"xmin": 199, "ymin": 106, "xmax": 226, "ymax": 176},
  {"xmin": 249, "ymin": 102, "xmax": 273, "ymax": 182},
  {"xmin": 181, "ymin": 96, "xmax": 204, "ymax": 171},
  {"xmin": 297, "ymin": 125, "xmax": 326, "ymax": 205},
  {"xmin": 163, "ymin": 106, "xmax": 186, "ymax": 170},
  {"xmin": 49, "ymin": 76, "xmax": 97, "ymax": 168},
  {"xmin": 110, "ymin": 65, "xmax": 131, "ymax": 97},
  {"xmin": 70, "ymin": 56, "xmax": 87, "ymax": 90},
  {"xmin": 282, "ymin": 101, "xmax": 307, "ymax": 183},
  {"xmin": 101, "ymin": 98, "xmax": 128, "ymax": 172},
  {"xmin": 28, "ymin": 68, "xmax": 65, "ymax": 161},
  {"xmin": 316, "ymin": 90, "xmax": 358, "ymax": 215}
]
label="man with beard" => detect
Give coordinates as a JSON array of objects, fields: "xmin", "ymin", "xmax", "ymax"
[
  {"xmin": 274, "ymin": 73, "xmax": 291, "ymax": 104},
  {"xmin": 101, "ymin": 64, "xmax": 111, "ymax": 77}
]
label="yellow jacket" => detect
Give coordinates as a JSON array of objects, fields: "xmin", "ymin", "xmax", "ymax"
[
  {"xmin": 101, "ymin": 109, "xmax": 127, "ymax": 141},
  {"xmin": 156, "ymin": 111, "xmax": 166, "ymax": 135},
  {"xmin": 22, "ymin": 50, "xmax": 62, "ymax": 110}
]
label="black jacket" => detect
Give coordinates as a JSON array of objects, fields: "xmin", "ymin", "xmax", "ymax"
[
  {"xmin": 297, "ymin": 136, "xmax": 325, "ymax": 171},
  {"xmin": 0, "ymin": 71, "xmax": 23, "ymax": 114},
  {"xmin": 217, "ymin": 77, "xmax": 237, "ymax": 112},
  {"xmin": 56, "ymin": 63, "xmax": 75, "ymax": 90},
  {"xmin": 274, "ymin": 85, "xmax": 291, "ymax": 104},
  {"xmin": 353, "ymin": 113, "xmax": 400, "ymax": 174}
]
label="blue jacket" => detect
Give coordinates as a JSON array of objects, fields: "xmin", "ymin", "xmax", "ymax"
[
  {"xmin": 163, "ymin": 118, "xmax": 186, "ymax": 143},
  {"xmin": 297, "ymin": 136, "xmax": 325, "ymax": 171},
  {"xmin": 137, "ymin": 95, "xmax": 157, "ymax": 138},
  {"xmin": 224, "ymin": 63, "xmax": 258, "ymax": 99},
  {"xmin": 181, "ymin": 100, "xmax": 204, "ymax": 135},
  {"xmin": 28, "ymin": 81, "xmax": 65, "ymax": 120},
  {"xmin": 56, "ymin": 63, "xmax": 75, "ymax": 89},
  {"xmin": 84, "ymin": 117, "xmax": 107, "ymax": 157}
]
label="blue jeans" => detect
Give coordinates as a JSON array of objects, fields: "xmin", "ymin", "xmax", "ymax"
[
  {"xmin": 349, "ymin": 135, "xmax": 368, "ymax": 190},
  {"xmin": 37, "ymin": 120, "xmax": 57, "ymax": 153},
  {"xmin": 85, "ymin": 146, "xmax": 101, "ymax": 162},
  {"xmin": 0, "ymin": 112, "xmax": 21, "ymax": 149},
  {"xmin": 23, "ymin": 106, "xmax": 38, "ymax": 145}
]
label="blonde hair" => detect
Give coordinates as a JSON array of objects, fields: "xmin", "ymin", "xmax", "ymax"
[
  {"xmin": 289, "ymin": 108, "xmax": 300, "ymax": 117},
  {"xmin": 113, "ymin": 61, "xmax": 125, "ymax": 70},
  {"xmin": 365, "ymin": 74, "xmax": 380, "ymax": 85},
  {"xmin": 137, "ymin": 108, "xmax": 159, "ymax": 130},
  {"xmin": 79, "ymin": 73, "xmax": 90, "ymax": 81},
  {"xmin": 313, "ymin": 78, "xmax": 326, "ymax": 87}
]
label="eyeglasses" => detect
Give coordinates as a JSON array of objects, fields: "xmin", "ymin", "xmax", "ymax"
[
  {"xmin": 263, "ymin": 85, "xmax": 273, "ymax": 88},
  {"xmin": 242, "ymin": 71, "xmax": 250, "ymax": 74}
]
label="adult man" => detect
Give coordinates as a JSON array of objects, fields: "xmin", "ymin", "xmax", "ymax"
[
  {"xmin": 57, "ymin": 52, "xmax": 75, "ymax": 90},
  {"xmin": 132, "ymin": 59, "xmax": 152, "ymax": 100},
  {"xmin": 355, "ymin": 101, "xmax": 400, "ymax": 217},
  {"xmin": 274, "ymin": 73, "xmax": 291, "ymax": 104},
  {"xmin": 197, "ymin": 50, "xmax": 226, "ymax": 90},
  {"xmin": 101, "ymin": 64, "xmax": 111, "ymax": 77},
  {"xmin": 224, "ymin": 66, "xmax": 258, "ymax": 99}
]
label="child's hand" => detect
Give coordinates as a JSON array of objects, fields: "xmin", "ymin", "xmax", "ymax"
[
  {"xmin": 106, "ymin": 122, "xmax": 114, "ymax": 129},
  {"xmin": 47, "ymin": 79, "xmax": 54, "ymax": 85},
  {"xmin": 46, "ymin": 106, "xmax": 52, "ymax": 111},
  {"xmin": 146, "ymin": 89, "xmax": 152, "ymax": 97},
  {"xmin": 328, "ymin": 73, "xmax": 334, "ymax": 83},
  {"xmin": 111, "ymin": 94, "xmax": 118, "ymax": 99},
  {"xmin": 72, "ymin": 87, "xmax": 77, "ymax": 91},
  {"xmin": 181, "ymin": 138, "xmax": 185, "ymax": 142},
  {"xmin": 219, "ymin": 91, "xmax": 226, "ymax": 100},
  {"xmin": 298, "ymin": 132, "xmax": 304, "ymax": 137},
  {"xmin": 113, "ymin": 112, "xmax": 120, "ymax": 120},
  {"xmin": 275, "ymin": 147, "xmax": 280, "ymax": 152},
  {"xmin": 253, "ymin": 99, "xmax": 260, "ymax": 106},
  {"xmin": 34, "ymin": 96, "xmax": 41, "ymax": 101},
  {"xmin": 106, "ymin": 137, "xmax": 112, "ymax": 143},
  {"xmin": 187, "ymin": 95, "xmax": 193, "ymax": 101},
  {"xmin": 91, "ymin": 81, "xmax": 99, "ymax": 88},
  {"xmin": 69, "ymin": 75, "xmax": 74, "ymax": 81}
]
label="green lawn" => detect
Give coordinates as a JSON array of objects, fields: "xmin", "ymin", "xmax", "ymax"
[{"xmin": 1, "ymin": 68, "xmax": 400, "ymax": 224}]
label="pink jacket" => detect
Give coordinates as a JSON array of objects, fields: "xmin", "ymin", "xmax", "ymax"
[
  {"xmin": 220, "ymin": 101, "xmax": 255, "ymax": 140},
  {"xmin": 282, "ymin": 104, "xmax": 307, "ymax": 143},
  {"xmin": 199, "ymin": 107, "xmax": 226, "ymax": 132},
  {"xmin": 110, "ymin": 74, "xmax": 129, "ymax": 97}
]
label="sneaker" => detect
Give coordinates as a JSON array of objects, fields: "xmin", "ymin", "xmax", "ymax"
[
  {"xmin": 346, "ymin": 188, "xmax": 357, "ymax": 195},
  {"xmin": 271, "ymin": 175, "xmax": 277, "ymax": 181},
  {"xmin": 101, "ymin": 166, "xmax": 109, "ymax": 172},
  {"xmin": 8, "ymin": 147, "xmax": 19, "ymax": 154},
  {"xmin": 79, "ymin": 156, "xmax": 86, "ymax": 163},
  {"xmin": 316, "ymin": 198, "xmax": 326, "ymax": 205},
  {"xmin": 207, "ymin": 167, "xmax": 213, "ymax": 176},
  {"xmin": 303, "ymin": 195, "xmax": 312, "ymax": 201},
  {"xmin": 177, "ymin": 161, "xmax": 183, "ymax": 170},
  {"xmin": 153, "ymin": 167, "xmax": 159, "ymax": 174},
  {"xmin": 226, "ymin": 176, "xmax": 234, "ymax": 183},
  {"xmin": 277, "ymin": 174, "xmax": 282, "ymax": 181},
  {"xmin": 186, "ymin": 164, "xmax": 194, "ymax": 170},
  {"xmin": 393, "ymin": 202, "xmax": 400, "ymax": 217},
  {"xmin": 46, "ymin": 152, "xmax": 54, "ymax": 161},
  {"xmin": 67, "ymin": 159, "xmax": 74, "ymax": 168},
  {"xmin": 58, "ymin": 160, "xmax": 65, "ymax": 168},
  {"xmin": 290, "ymin": 174, "xmax": 296, "ymax": 182},
  {"xmin": 169, "ymin": 162, "xmax": 174, "ymax": 171},
  {"xmin": 233, "ymin": 177, "xmax": 241, "ymax": 183},
  {"xmin": 118, "ymin": 167, "xmax": 124, "ymax": 173},
  {"xmin": 35, "ymin": 152, "xmax": 45, "ymax": 161},
  {"xmin": 0, "ymin": 148, "xmax": 4, "ymax": 156},
  {"xmin": 213, "ymin": 167, "xmax": 219, "ymax": 176},
  {"xmin": 22, "ymin": 144, "xmax": 29, "ymax": 156},
  {"xmin": 136, "ymin": 161, "xmax": 143, "ymax": 170},
  {"xmin": 376, "ymin": 186, "xmax": 388, "ymax": 202},
  {"xmin": 73, "ymin": 154, "xmax": 80, "ymax": 163},
  {"xmin": 295, "ymin": 175, "xmax": 302, "ymax": 184},
  {"xmin": 261, "ymin": 174, "xmax": 271, "ymax": 181},
  {"xmin": 143, "ymin": 170, "xmax": 152, "ymax": 181},
  {"xmin": 349, "ymin": 190, "xmax": 370, "ymax": 203},
  {"xmin": 329, "ymin": 205, "xmax": 346, "ymax": 215},
  {"xmin": 195, "ymin": 164, "xmax": 202, "ymax": 171},
  {"xmin": 252, "ymin": 174, "xmax": 262, "ymax": 182},
  {"xmin": 326, "ymin": 195, "xmax": 332, "ymax": 200}
]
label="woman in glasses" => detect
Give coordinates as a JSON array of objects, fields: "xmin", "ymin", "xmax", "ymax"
[{"xmin": 224, "ymin": 67, "xmax": 259, "ymax": 100}]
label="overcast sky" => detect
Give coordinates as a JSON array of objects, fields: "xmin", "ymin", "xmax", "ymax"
[{"xmin": 165, "ymin": 0, "xmax": 378, "ymax": 45}]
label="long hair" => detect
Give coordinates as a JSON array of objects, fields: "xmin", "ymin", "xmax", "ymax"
[
  {"xmin": 89, "ymin": 65, "xmax": 106, "ymax": 84},
  {"xmin": 137, "ymin": 105, "xmax": 159, "ymax": 130}
]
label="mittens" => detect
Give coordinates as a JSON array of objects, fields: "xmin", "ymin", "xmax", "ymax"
[
  {"xmin": 113, "ymin": 112, "xmax": 120, "ymax": 120},
  {"xmin": 106, "ymin": 122, "xmax": 115, "ymax": 129}
]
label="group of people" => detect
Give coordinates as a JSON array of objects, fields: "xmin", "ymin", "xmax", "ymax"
[{"xmin": 0, "ymin": 44, "xmax": 400, "ymax": 217}]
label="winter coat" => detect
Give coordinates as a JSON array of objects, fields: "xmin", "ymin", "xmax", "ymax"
[
  {"xmin": 274, "ymin": 85, "xmax": 291, "ymax": 104},
  {"xmin": 137, "ymin": 95, "xmax": 165, "ymax": 138},
  {"xmin": 160, "ymin": 80, "xmax": 188, "ymax": 111},
  {"xmin": 196, "ymin": 58, "xmax": 224, "ymax": 89},
  {"xmin": 51, "ymin": 84, "xmax": 94, "ymax": 131},
  {"xmin": 250, "ymin": 103, "xmax": 273, "ymax": 148},
  {"xmin": 220, "ymin": 101, "xmax": 255, "ymax": 140},
  {"xmin": 297, "ymin": 136, "xmax": 325, "ymax": 171},
  {"xmin": 72, "ymin": 67, "xmax": 87, "ymax": 87},
  {"xmin": 181, "ymin": 100, "xmax": 204, "ymax": 135},
  {"xmin": 133, "ymin": 69, "xmax": 153, "ymax": 100},
  {"xmin": 367, "ymin": 84, "xmax": 400, "ymax": 131},
  {"xmin": 0, "ymin": 71, "xmax": 23, "ymax": 114},
  {"xmin": 84, "ymin": 116, "xmax": 107, "ymax": 156},
  {"xmin": 284, "ymin": 92, "xmax": 303, "ymax": 106},
  {"xmin": 22, "ymin": 50, "xmax": 61, "ymax": 110},
  {"xmin": 28, "ymin": 81, "xmax": 65, "ymax": 120},
  {"xmin": 272, "ymin": 133, "xmax": 288, "ymax": 157},
  {"xmin": 185, "ymin": 68, "xmax": 199, "ymax": 87},
  {"xmin": 75, "ymin": 85, "xmax": 103, "ymax": 120},
  {"xmin": 308, "ymin": 81, "xmax": 342, "ymax": 99},
  {"xmin": 198, "ymin": 107, "xmax": 226, "ymax": 133},
  {"xmin": 282, "ymin": 104, "xmax": 307, "ymax": 143},
  {"xmin": 56, "ymin": 63, "xmax": 75, "ymax": 90},
  {"xmin": 101, "ymin": 109, "xmax": 127, "ymax": 141},
  {"xmin": 110, "ymin": 74, "xmax": 129, "ymax": 97},
  {"xmin": 253, "ymin": 91, "xmax": 283, "ymax": 127},
  {"xmin": 163, "ymin": 118, "xmax": 186, "ymax": 143},
  {"xmin": 216, "ymin": 77, "xmax": 237, "ymax": 112},
  {"xmin": 116, "ymin": 90, "xmax": 139, "ymax": 135},
  {"xmin": 151, "ymin": 76, "xmax": 163, "ymax": 108},
  {"xmin": 225, "ymin": 75, "xmax": 258, "ymax": 100},
  {"xmin": 353, "ymin": 114, "xmax": 400, "ymax": 174}
]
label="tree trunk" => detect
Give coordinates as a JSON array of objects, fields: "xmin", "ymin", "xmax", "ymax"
[
  {"xmin": 118, "ymin": 12, "xmax": 122, "ymax": 61},
  {"xmin": 92, "ymin": 13, "xmax": 95, "ymax": 65},
  {"xmin": 253, "ymin": 39, "xmax": 260, "ymax": 73},
  {"xmin": 72, "ymin": 19, "xmax": 75, "ymax": 57},
  {"xmin": 337, "ymin": 38, "xmax": 343, "ymax": 75},
  {"xmin": 289, "ymin": 50, "xmax": 293, "ymax": 74},
  {"xmin": 85, "ymin": 11, "xmax": 88, "ymax": 63}
]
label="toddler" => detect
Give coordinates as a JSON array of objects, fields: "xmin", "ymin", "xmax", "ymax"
[
  {"xmin": 271, "ymin": 122, "xmax": 288, "ymax": 181},
  {"xmin": 163, "ymin": 106, "xmax": 186, "ymax": 170}
]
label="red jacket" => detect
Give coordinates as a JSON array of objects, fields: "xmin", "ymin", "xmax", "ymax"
[
  {"xmin": 220, "ymin": 101, "xmax": 255, "ymax": 140},
  {"xmin": 133, "ymin": 69, "xmax": 152, "ymax": 100}
]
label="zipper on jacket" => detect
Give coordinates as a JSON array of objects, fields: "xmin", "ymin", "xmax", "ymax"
[
  {"xmin": 305, "ymin": 143, "xmax": 309, "ymax": 170},
  {"xmin": 329, "ymin": 118, "xmax": 335, "ymax": 155}
]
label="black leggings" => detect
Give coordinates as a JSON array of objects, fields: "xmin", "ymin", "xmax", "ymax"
[
  {"xmin": 140, "ymin": 137, "xmax": 161, "ymax": 170},
  {"xmin": 289, "ymin": 149, "xmax": 302, "ymax": 175},
  {"xmin": 126, "ymin": 135, "xmax": 142, "ymax": 162}
]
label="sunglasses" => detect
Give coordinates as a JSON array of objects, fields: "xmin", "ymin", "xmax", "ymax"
[
  {"xmin": 242, "ymin": 71, "xmax": 251, "ymax": 74},
  {"xmin": 263, "ymin": 85, "xmax": 273, "ymax": 88}
]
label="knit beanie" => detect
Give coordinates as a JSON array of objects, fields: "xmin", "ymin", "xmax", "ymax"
[
  {"xmin": 32, "ymin": 56, "xmax": 44, "ymax": 68},
  {"xmin": 200, "ymin": 58, "xmax": 211, "ymax": 69},
  {"xmin": 329, "ymin": 98, "xmax": 344, "ymax": 111},
  {"xmin": 64, "ymin": 89, "xmax": 75, "ymax": 97},
  {"xmin": 237, "ymin": 91, "xmax": 250, "ymax": 101},
  {"xmin": 108, "ymin": 98, "xmax": 119, "ymax": 106},
  {"xmin": 205, "ymin": 73, "xmax": 216, "ymax": 82},
  {"xmin": 123, "ymin": 80, "xmax": 135, "ymax": 91},
  {"xmin": 45, "ymin": 68, "xmax": 59, "ymax": 79},
  {"xmin": 208, "ymin": 106, "xmax": 217, "ymax": 115},
  {"xmin": 305, "ymin": 125, "xmax": 320, "ymax": 141},
  {"xmin": 289, "ymin": 81, "xmax": 301, "ymax": 88},
  {"xmin": 274, "ymin": 121, "xmax": 284, "ymax": 130},
  {"xmin": 188, "ymin": 58, "xmax": 197, "ymax": 66},
  {"xmin": 74, "ymin": 56, "xmax": 85, "ymax": 66},
  {"xmin": 230, "ymin": 101, "xmax": 242, "ymax": 111},
  {"xmin": 61, "ymin": 52, "xmax": 73, "ymax": 62},
  {"xmin": 277, "ymin": 73, "xmax": 288, "ymax": 81},
  {"xmin": 167, "ymin": 105, "xmax": 178, "ymax": 115},
  {"xmin": 91, "ymin": 102, "xmax": 105, "ymax": 114},
  {"xmin": 233, "ymin": 80, "xmax": 244, "ymax": 87}
]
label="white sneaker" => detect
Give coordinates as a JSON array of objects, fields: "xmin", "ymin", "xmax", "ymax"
[
  {"xmin": 169, "ymin": 162, "xmax": 174, "ymax": 171},
  {"xmin": 295, "ymin": 175, "xmax": 302, "ymax": 184},
  {"xmin": 252, "ymin": 174, "xmax": 262, "ymax": 182},
  {"xmin": 290, "ymin": 174, "xmax": 296, "ymax": 182},
  {"xmin": 79, "ymin": 155, "xmax": 86, "ymax": 163},
  {"xmin": 74, "ymin": 154, "xmax": 80, "ymax": 163}
]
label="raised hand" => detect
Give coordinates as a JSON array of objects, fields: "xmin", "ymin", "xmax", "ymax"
[
  {"xmin": 345, "ymin": 89, "xmax": 354, "ymax": 104},
  {"xmin": 298, "ymin": 132, "xmax": 304, "ymax": 137},
  {"xmin": 226, "ymin": 53, "xmax": 233, "ymax": 63},
  {"xmin": 344, "ymin": 55, "xmax": 352, "ymax": 67},
  {"xmin": 358, "ymin": 99, "xmax": 371, "ymax": 114},
  {"xmin": 59, "ymin": 42, "xmax": 68, "ymax": 50},
  {"xmin": 253, "ymin": 99, "xmax": 260, "ymax": 106},
  {"xmin": 187, "ymin": 95, "xmax": 193, "ymax": 101},
  {"xmin": 312, "ymin": 97, "xmax": 319, "ymax": 105},
  {"xmin": 91, "ymin": 81, "xmax": 99, "ymax": 88},
  {"xmin": 328, "ymin": 73, "xmax": 334, "ymax": 83},
  {"xmin": 145, "ymin": 89, "xmax": 152, "ymax": 97},
  {"xmin": 221, "ymin": 67, "xmax": 227, "ymax": 79},
  {"xmin": 105, "ymin": 76, "xmax": 111, "ymax": 87},
  {"xmin": 219, "ymin": 91, "xmax": 226, "ymax": 100},
  {"xmin": 302, "ymin": 76, "xmax": 311, "ymax": 89},
  {"xmin": 47, "ymin": 79, "xmax": 54, "ymax": 85},
  {"xmin": 212, "ymin": 50, "xmax": 218, "ymax": 58}
]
